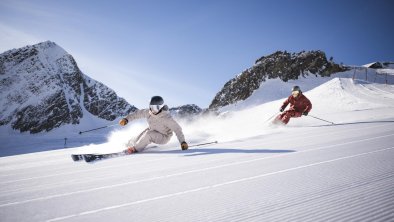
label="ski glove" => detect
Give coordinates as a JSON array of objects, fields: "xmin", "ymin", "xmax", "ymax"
[
  {"xmin": 119, "ymin": 118, "xmax": 129, "ymax": 126},
  {"xmin": 302, "ymin": 112, "xmax": 308, "ymax": 116},
  {"xmin": 181, "ymin": 142, "xmax": 189, "ymax": 150},
  {"xmin": 280, "ymin": 107, "xmax": 284, "ymax": 112}
]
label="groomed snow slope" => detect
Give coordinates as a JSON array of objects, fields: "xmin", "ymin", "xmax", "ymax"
[{"xmin": 1, "ymin": 78, "xmax": 394, "ymax": 222}]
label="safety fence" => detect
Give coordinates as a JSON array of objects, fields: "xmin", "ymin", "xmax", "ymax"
[{"xmin": 351, "ymin": 66, "xmax": 394, "ymax": 85}]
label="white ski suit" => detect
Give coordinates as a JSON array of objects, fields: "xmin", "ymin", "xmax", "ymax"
[{"xmin": 125, "ymin": 106, "xmax": 186, "ymax": 152}]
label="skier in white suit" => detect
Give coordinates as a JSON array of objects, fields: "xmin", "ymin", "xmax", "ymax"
[{"xmin": 119, "ymin": 96, "xmax": 188, "ymax": 154}]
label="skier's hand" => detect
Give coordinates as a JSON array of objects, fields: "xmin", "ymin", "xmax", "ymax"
[
  {"xmin": 280, "ymin": 107, "xmax": 284, "ymax": 112},
  {"xmin": 302, "ymin": 111, "xmax": 308, "ymax": 116},
  {"xmin": 181, "ymin": 142, "xmax": 189, "ymax": 150},
  {"xmin": 119, "ymin": 118, "xmax": 128, "ymax": 126}
]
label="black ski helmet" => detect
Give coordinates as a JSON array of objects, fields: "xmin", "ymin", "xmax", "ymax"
[
  {"xmin": 149, "ymin": 96, "xmax": 165, "ymax": 114},
  {"xmin": 150, "ymin": 96, "xmax": 164, "ymax": 105},
  {"xmin": 292, "ymin": 86, "xmax": 301, "ymax": 92}
]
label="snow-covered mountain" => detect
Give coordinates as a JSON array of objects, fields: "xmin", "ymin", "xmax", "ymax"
[
  {"xmin": 0, "ymin": 41, "xmax": 137, "ymax": 134},
  {"xmin": 363, "ymin": 61, "xmax": 394, "ymax": 69},
  {"xmin": 209, "ymin": 50, "xmax": 349, "ymax": 110},
  {"xmin": 169, "ymin": 104, "xmax": 202, "ymax": 119}
]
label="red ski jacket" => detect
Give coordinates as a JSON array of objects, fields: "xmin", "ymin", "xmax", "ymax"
[{"xmin": 281, "ymin": 93, "xmax": 312, "ymax": 113}]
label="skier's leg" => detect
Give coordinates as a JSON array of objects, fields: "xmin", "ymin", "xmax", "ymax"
[
  {"xmin": 272, "ymin": 111, "xmax": 287, "ymax": 125},
  {"xmin": 280, "ymin": 110, "xmax": 295, "ymax": 124},
  {"xmin": 126, "ymin": 128, "xmax": 149, "ymax": 147},
  {"xmin": 134, "ymin": 130, "xmax": 171, "ymax": 152},
  {"xmin": 293, "ymin": 112, "xmax": 303, "ymax": 118},
  {"xmin": 282, "ymin": 110, "xmax": 303, "ymax": 124}
]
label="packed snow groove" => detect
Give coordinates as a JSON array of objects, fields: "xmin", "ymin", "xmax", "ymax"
[
  {"xmin": 44, "ymin": 147, "xmax": 394, "ymax": 222},
  {"xmin": 1, "ymin": 132, "xmax": 393, "ymax": 210},
  {"xmin": 1, "ymin": 131, "xmax": 393, "ymax": 207}
]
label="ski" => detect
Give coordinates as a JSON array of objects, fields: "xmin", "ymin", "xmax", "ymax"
[
  {"xmin": 71, "ymin": 154, "xmax": 84, "ymax": 161},
  {"xmin": 71, "ymin": 141, "xmax": 218, "ymax": 163},
  {"xmin": 71, "ymin": 151, "xmax": 127, "ymax": 163}
]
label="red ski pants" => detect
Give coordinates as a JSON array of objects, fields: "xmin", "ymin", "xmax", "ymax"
[{"xmin": 277, "ymin": 110, "xmax": 302, "ymax": 124}]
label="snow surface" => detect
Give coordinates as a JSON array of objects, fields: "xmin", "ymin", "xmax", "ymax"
[{"xmin": 1, "ymin": 76, "xmax": 394, "ymax": 221}]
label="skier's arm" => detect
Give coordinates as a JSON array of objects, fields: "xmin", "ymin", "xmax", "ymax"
[
  {"xmin": 119, "ymin": 109, "xmax": 150, "ymax": 126},
  {"xmin": 303, "ymin": 98, "xmax": 312, "ymax": 113},
  {"xmin": 280, "ymin": 97, "xmax": 290, "ymax": 111},
  {"xmin": 167, "ymin": 118, "xmax": 186, "ymax": 146},
  {"xmin": 126, "ymin": 109, "xmax": 150, "ymax": 121}
]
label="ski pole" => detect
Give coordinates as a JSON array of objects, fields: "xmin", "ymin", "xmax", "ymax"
[
  {"xmin": 308, "ymin": 115, "xmax": 335, "ymax": 125},
  {"xmin": 264, "ymin": 112, "xmax": 280, "ymax": 123},
  {"xmin": 189, "ymin": 141, "xmax": 218, "ymax": 148},
  {"xmin": 79, "ymin": 123, "xmax": 118, "ymax": 135}
]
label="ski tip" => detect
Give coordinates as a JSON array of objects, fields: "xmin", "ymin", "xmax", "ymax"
[{"xmin": 71, "ymin": 154, "xmax": 83, "ymax": 161}]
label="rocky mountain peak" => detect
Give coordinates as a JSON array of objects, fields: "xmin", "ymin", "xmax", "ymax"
[
  {"xmin": 0, "ymin": 41, "xmax": 137, "ymax": 133},
  {"xmin": 169, "ymin": 104, "xmax": 202, "ymax": 119},
  {"xmin": 209, "ymin": 50, "xmax": 349, "ymax": 110}
]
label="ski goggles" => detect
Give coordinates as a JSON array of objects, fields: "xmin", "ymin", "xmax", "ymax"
[
  {"xmin": 292, "ymin": 91, "xmax": 300, "ymax": 96},
  {"xmin": 150, "ymin": 104, "xmax": 164, "ymax": 114}
]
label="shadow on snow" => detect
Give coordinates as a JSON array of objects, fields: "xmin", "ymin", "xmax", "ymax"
[
  {"xmin": 145, "ymin": 148, "xmax": 295, "ymax": 156},
  {"xmin": 309, "ymin": 120, "xmax": 394, "ymax": 127}
]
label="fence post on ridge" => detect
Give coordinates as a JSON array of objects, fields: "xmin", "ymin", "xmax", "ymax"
[
  {"xmin": 365, "ymin": 67, "xmax": 368, "ymax": 81},
  {"xmin": 353, "ymin": 66, "xmax": 356, "ymax": 80}
]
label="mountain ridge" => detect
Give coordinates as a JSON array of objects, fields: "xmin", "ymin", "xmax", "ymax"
[
  {"xmin": 209, "ymin": 50, "xmax": 349, "ymax": 110},
  {"xmin": 0, "ymin": 41, "xmax": 137, "ymax": 133}
]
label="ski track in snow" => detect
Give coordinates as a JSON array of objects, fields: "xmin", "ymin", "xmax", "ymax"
[
  {"xmin": 45, "ymin": 146, "xmax": 394, "ymax": 222},
  {"xmin": 1, "ymin": 130, "xmax": 393, "ymax": 207},
  {"xmin": 1, "ymin": 77, "xmax": 394, "ymax": 221}
]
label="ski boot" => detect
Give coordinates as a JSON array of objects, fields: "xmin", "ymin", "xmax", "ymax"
[{"xmin": 124, "ymin": 147, "xmax": 137, "ymax": 155}]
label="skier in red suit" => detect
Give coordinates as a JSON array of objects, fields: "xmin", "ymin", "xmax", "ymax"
[{"xmin": 273, "ymin": 86, "xmax": 312, "ymax": 125}]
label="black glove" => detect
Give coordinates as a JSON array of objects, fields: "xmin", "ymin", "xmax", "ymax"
[
  {"xmin": 280, "ymin": 108, "xmax": 284, "ymax": 112},
  {"xmin": 302, "ymin": 111, "xmax": 308, "ymax": 116},
  {"xmin": 181, "ymin": 142, "xmax": 189, "ymax": 150}
]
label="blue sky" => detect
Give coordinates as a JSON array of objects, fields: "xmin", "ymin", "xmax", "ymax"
[{"xmin": 0, "ymin": 0, "xmax": 393, "ymax": 108}]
